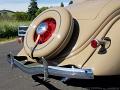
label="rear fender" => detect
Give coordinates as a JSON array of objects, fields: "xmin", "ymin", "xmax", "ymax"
[{"xmin": 83, "ymin": 19, "xmax": 120, "ymax": 75}]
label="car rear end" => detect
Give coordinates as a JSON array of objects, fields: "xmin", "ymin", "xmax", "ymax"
[{"xmin": 7, "ymin": 0, "xmax": 120, "ymax": 81}]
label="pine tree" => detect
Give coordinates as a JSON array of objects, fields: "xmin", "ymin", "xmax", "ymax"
[
  {"xmin": 69, "ymin": 0, "xmax": 73, "ymax": 5},
  {"xmin": 28, "ymin": 0, "xmax": 38, "ymax": 20},
  {"xmin": 61, "ymin": 2, "xmax": 64, "ymax": 7}
]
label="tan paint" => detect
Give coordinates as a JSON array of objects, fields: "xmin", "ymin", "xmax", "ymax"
[
  {"xmin": 17, "ymin": 0, "xmax": 120, "ymax": 75},
  {"xmin": 24, "ymin": 7, "xmax": 73, "ymax": 59},
  {"xmin": 57, "ymin": 0, "xmax": 120, "ymax": 74},
  {"xmin": 83, "ymin": 19, "xmax": 120, "ymax": 75},
  {"xmin": 73, "ymin": 0, "xmax": 86, "ymax": 4},
  {"xmin": 63, "ymin": 0, "xmax": 120, "ymax": 58},
  {"xmin": 17, "ymin": 48, "xmax": 36, "ymax": 62}
]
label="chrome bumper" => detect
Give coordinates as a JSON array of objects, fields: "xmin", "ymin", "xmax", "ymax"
[{"xmin": 7, "ymin": 53, "xmax": 94, "ymax": 80}]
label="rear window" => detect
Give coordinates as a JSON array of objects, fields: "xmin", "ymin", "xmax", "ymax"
[
  {"xmin": 18, "ymin": 31, "xmax": 26, "ymax": 34},
  {"xmin": 18, "ymin": 27, "xmax": 28, "ymax": 31}
]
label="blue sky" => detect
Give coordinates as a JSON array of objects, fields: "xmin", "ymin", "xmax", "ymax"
[{"xmin": 0, "ymin": 0, "xmax": 70, "ymax": 12}]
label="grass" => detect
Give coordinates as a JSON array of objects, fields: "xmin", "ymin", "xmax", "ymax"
[
  {"xmin": 0, "ymin": 20, "xmax": 30, "ymax": 27},
  {"xmin": 0, "ymin": 20, "xmax": 31, "ymax": 42},
  {"xmin": 0, "ymin": 20, "xmax": 30, "ymax": 41}
]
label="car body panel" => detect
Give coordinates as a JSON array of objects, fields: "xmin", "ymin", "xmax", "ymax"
[
  {"xmin": 83, "ymin": 19, "xmax": 120, "ymax": 75},
  {"xmin": 9, "ymin": 0, "xmax": 120, "ymax": 78},
  {"xmin": 64, "ymin": 0, "xmax": 120, "ymax": 55},
  {"xmin": 49, "ymin": 0, "xmax": 120, "ymax": 67},
  {"xmin": 67, "ymin": 0, "xmax": 111, "ymax": 20}
]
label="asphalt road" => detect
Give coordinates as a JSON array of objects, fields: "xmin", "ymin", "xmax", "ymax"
[{"xmin": 0, "ymin": 41, "xmax": 120, "ymax": 90}]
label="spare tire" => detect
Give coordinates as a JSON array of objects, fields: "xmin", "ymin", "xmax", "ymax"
[{"xmin": 24, "ymin": 7, "xmax": 74, "ymax": 59}]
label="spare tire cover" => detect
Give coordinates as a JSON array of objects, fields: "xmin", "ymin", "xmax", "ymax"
[{"xmin": 24, "ymin": 7, "xmax": 74, "ymax": 59}]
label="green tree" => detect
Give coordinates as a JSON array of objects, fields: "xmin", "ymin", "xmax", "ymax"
[
  {"xmin": 61, "ymin": 2, "xmax": 64, "ymax": 7},
  {"xmin": 28, "ymin": 0, "xmax": 38, "ymax": 20},
  {"xmin": 0, "ymin": 13, "xmax": 1, "ymax": 20},
  {"xmin": 69, "ymin": 0, "xmax": 73, "ymax": 5},
  {"xmin": 35, "ymin": 7, "xmax": 48, "ymax": 16}
]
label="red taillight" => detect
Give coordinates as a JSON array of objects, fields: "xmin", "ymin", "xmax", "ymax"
[
  {"xmin": 34, "ymin": 18, "xmax": 56, "ymax": 44},
  {"xmin": 91, "ymin": 39, "xmax": 99, "ymax": 48}
]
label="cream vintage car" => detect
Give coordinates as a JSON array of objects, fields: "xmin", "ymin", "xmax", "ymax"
[{"xmin": 8, "ymin": 0, "xmax": 120, "ymax": 81}]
